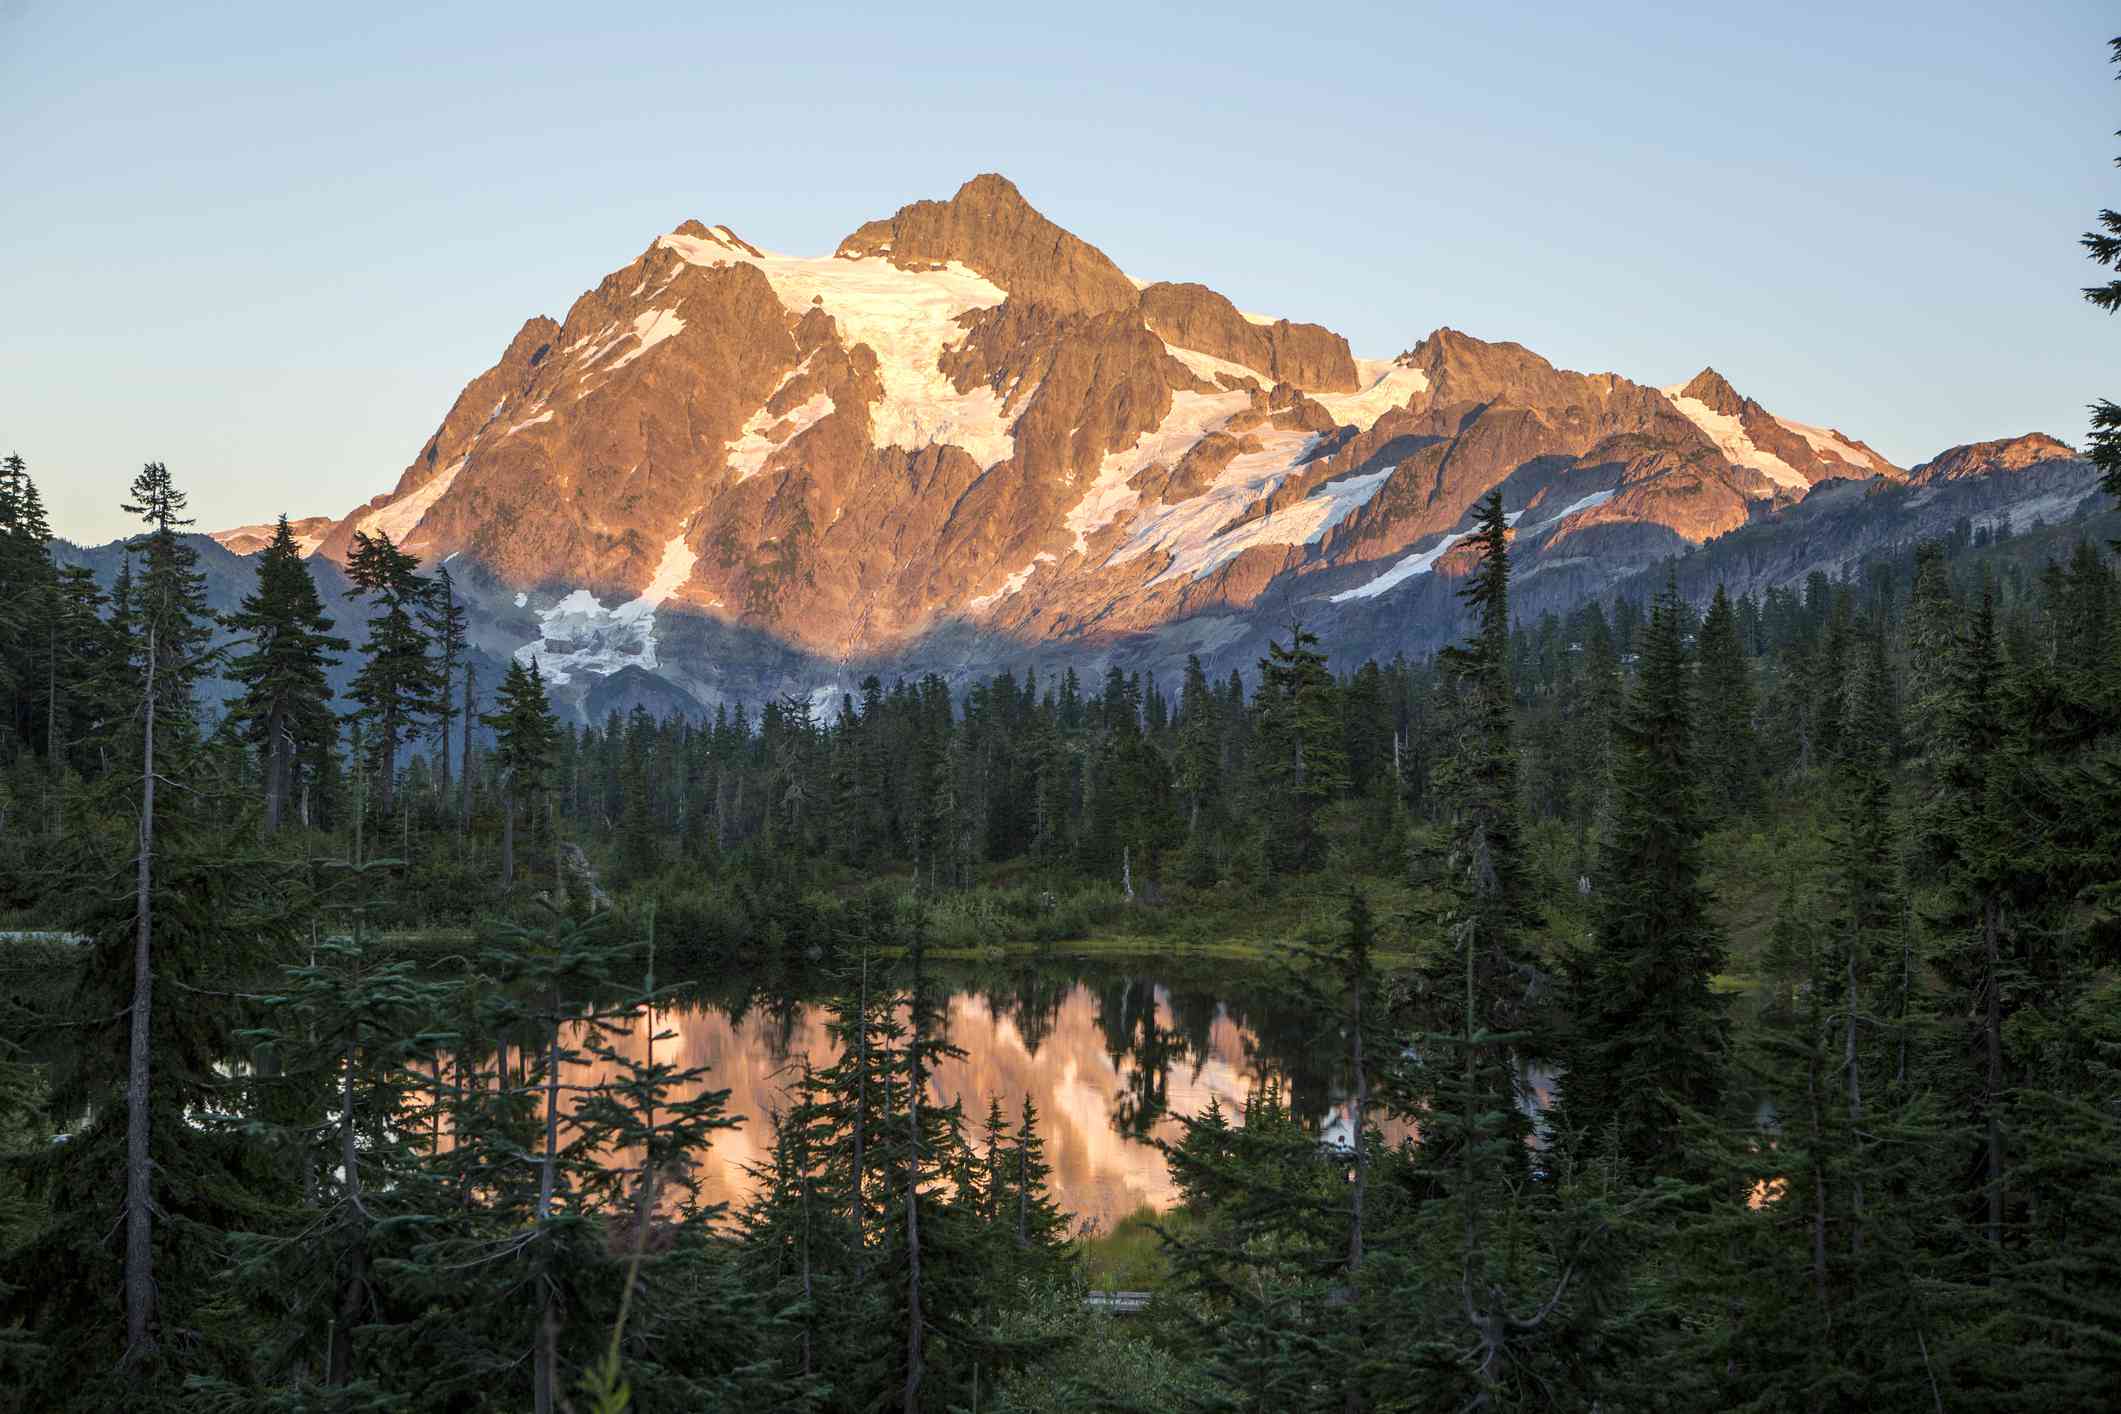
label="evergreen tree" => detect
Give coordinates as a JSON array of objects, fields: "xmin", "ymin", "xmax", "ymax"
[
  {"xmin": 343, "ymin": 529, "xmax": 441, "ymax": 822},
  {"xmin": 224, "ymin": 516, "xmax": 347, "ymax": 836},
  {"xmin": 1559, "ymin": 578, "xmax": 1729, "ymax": 1176},
  {"xmin": 1417, "ymin": 491, "xmax": 1543, "ymax": 1151},
  {"xmin": 1695, "ymin": 582, "xmax": 1761, "ymax": 818},
  {"xmin": 482, "ymin": 657, "xmax": 558, "ymax": 889},
  {"xmin": 1253, "ymin": 621, "xmax": 1346, "ymax": 875},
  {"xmin": 423, "ymin": 564, "xmax": 469, "ymax": 808},
  {"xmin": 2083, "ymin": 36, "xmax": 2121, "ymax": 502}
]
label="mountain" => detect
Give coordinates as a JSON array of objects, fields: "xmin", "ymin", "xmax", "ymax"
[
  {"xmin": 209, "ymin": 515, "xmax": 335, "ymax": 557},
  {"xmin": 198, "ymin": 175, "xmax": 2100, "ymax": 718}
]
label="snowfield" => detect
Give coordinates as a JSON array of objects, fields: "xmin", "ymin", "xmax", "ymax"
[
  {"xmin": 1065, "ymin": 348, "xmax": 1427, "ymax": 584},
  {"xmin": 1328, "ymin": 488, "xmax": 1616, "ymax": 603},
  {"xmin": 356, "ymin": 457, "xmax": 466, "ymax": 546},
  {"xmin": 513, "ymin": 530, "xmax": 698, "ymax": 685},
  {"xmin": 657, "ymin": 232, "xmax": 1020, "ymax": 469},
  {"xmin": 1661, "ymin": 388, "xmax": 1808, "ymax": 491}
]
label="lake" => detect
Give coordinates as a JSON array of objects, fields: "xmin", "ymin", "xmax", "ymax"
[{"xmin": 554, "ymin": 957, "xmax": 1387, "ymax": 1232}]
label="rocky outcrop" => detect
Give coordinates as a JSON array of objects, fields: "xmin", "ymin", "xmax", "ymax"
[
  {"xmin": 836, "ymin": 173, "xmax": 1138, "ymax": 315},
  {"xmin": 1138, "ymin": 282, "xmax": 1358, "ymax": 392},
  {"xmin": 1909, "ymin": 433, "xmax": 2079, "ymax": 483},
  {"xmin": 1677, "ymin": 367, "xmax": 1745, "ymax": 416}
]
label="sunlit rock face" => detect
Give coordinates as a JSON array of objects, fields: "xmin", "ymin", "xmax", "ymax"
[{"xmin": 217, "ymin": 174, "xmax": 2085, "ymax": 719}]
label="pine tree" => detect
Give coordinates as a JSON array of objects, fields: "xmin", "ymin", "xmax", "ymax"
[
  {"xmin": 199, "ymin": 858, "xmax": 458, "ymax": 1398},
  {"xmin": 1695, "ymin": 582, "xmax": 1761, "ymax": 818},
  {"xmin": 2082, "ymin": 35, "xmax": 2121, "ymax": 502},
  {"xmin": 483, "ymin": 657, "xmax": 558, "ymax": 889},
  {"xmin": 344, "ymin": 529, "xmax": 441, "ymax": 823},
  {"xmin": 1253, "ymin": 621, "xmax": 1347, "ymax": 875},
  {"xmin": 1560, "ymin": 578, "xmax": 1729, "ymax": 1176},
  {"xmin": 424, "ymin": 565, "xmax": 469, "ymax": 808},
  {"xmin": 118, "ymin": 462, "xmax": 219, "ymax": 1371},
  {"xmin": 0, "ymin": 454, "xmax": 56, "ymax": 756},
  {"xmin": 998, "ymin": 1094, "xmax": 1069, "ymax": 1262},
  {"xmin": 121, "ymin": 462, "xmax": 218, "ymax": 723},
  {"xmin": 224, "ymin": 516, "xmax": 347, "ymax": 836},
  {"xmin": 1417, "ymin": 491, "xmax": 1543, "ymax": 1155}
]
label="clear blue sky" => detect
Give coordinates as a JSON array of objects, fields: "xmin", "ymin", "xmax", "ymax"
[{"xmin": 3, "ymin": 0, "xmax": 2115, "ymax": 545}]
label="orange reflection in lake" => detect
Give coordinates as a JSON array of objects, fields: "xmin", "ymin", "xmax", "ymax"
[{"xmin": 566, "ymin": 983, "xmax": 1305, "ymax": 1233}]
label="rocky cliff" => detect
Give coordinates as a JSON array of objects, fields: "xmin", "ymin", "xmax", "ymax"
[{"xmin": 205, "ymin": 175, "xmax": 2100, "ymax": 718}]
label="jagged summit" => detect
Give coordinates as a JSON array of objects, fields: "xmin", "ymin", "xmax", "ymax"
[
  {"xmin": 204, "ymin": 176, "xmax": 2091, "ymax": 718},
  {"xmin": 1678, "ymin": 367, "xmax": 1745, "ymax": 417},
  {"xmin": 835, "ymin": 172, "xmax": 1138, "ymax": 314}
]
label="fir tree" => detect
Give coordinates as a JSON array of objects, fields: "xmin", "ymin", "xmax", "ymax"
[
  {"xmin": 1695, "ymin": 582, "xmax": 1761, "ymax": 818},
  {"xmin": 224, "ymin": 516, "xmax": 347, "ymax": 836},
  {"xmin": 423, "ymin": 564, "xmax": 469, "ymax": 808},
  {"xmin": 1559, "ymin": 579, "xmax": 1729, "ymax": 1176},
  {"xmin": 1417, "ymin": 491, "xmax": 1543, "ymax": 1154},
  {"xmin": 1253, "ymin": 621, "xmax": 1346, "ymax": 875},
  {"xmin": 482, "ymin": 657, "xmax": 558, "ymax": 889},
  {"xmin": 2082, "ymin": 36, "xmax": 2121, "ymax": 502},
  {"xmin": 343, "ymin": 529, "xmax": 441, "ymax": 823}
]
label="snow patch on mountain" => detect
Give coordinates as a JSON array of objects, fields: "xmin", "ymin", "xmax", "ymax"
[
  {"xmin": 1114, "ymin": 428, "xmax": 1318, "ymax": 584},
  {"xmin": 967, "ymin": 552, "xmax": 1057, "ymax": 610},
  {"xmin": 1328, "ymin": 487, "xmax": 1618, "ymax": 603},
  {"xmin": 656, "ymin": 234, "xmax": 1017, "ymax": 468},
  {"xmin": 357, "ymin": 456, "xmax": 466, "ymax": 545},
  {"xmin": 1661, "ymin": 388, "xmax": 1806, "ymax": 491},
  {"xmin": 728, "ymin": 393, "xmax": 836, "ymax": 483},
  {"xmin": 1065, "ymin": 387, "xmax": 1251, "ymax": 552},
  {"xmin": 513, "ymin": 530, "xmax": 698, "ymax": 685},
  {"xmin": 1328, "ymin": 528, "xmax": 1477, "ymax": 602},
  {"xmin": 1315, "ymin": 359, "xmax": 1430, "ymax": 425},
  {"xmin": 1775, "ymin": 417, "xmax": 1885, "ymax": 474},
  {"xmin": 604, "ymin": 308, "xmax": 687, "ymax": 371},
  {"xmin": 1161, "ymin": 459, "xmax": 1398, "ymax": 587},
  {"xmin": 1166, "ymin": 343, "xmax": 1271, "ymax": 387},
  {"xmin": 1064, "ymin": 347, "xmax": 1425, "ymax": 571}
]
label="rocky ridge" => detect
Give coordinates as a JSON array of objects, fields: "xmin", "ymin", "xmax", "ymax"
[{"xmin": 210, "ymin": 175, "xmax": 2098, "ymax": 717}]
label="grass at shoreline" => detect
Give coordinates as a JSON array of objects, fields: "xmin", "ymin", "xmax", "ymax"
[{"xmin": 1077, "ymin": 1203, "xmax": 1187, "ymax": 1292}]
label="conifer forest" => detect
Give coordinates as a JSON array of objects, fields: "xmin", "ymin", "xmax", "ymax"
[{"xmin": 4, "ymin": 38, "xmax": 2121, "ymax": 1414}]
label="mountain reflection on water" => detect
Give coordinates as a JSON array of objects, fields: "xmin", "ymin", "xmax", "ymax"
[{"xmin": 564, "ymin": 961, "xmax": 1399, "ymax": 1232}]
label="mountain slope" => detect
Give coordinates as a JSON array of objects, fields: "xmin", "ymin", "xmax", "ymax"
[{"xmin": 206, "ymin": 175, "xmax": 2095, "ymax": 715}]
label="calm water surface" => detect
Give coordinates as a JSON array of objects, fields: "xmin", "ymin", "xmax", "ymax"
[{"xmin": 565, "ymin": 961, "xmax": 1386, "ymax": 1231}]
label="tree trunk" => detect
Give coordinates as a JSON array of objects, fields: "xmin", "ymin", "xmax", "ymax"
[
  {"xmin": 1983, "ymin": 896, "xmax": 2004, "ymax": 1249},
  {"xmin": 1345, "ymin": 965, "xmax": 1367, "ymax": 1414},
  {"xmin": 263, "ymin": 702, "xmax": 289, "ymax": 836},
  {"xmin": 124, "ymin": 627, "xmax": 159, "ymax": 1362},
  {"xmin": 1808, "ymin": 1004, "xmax": 1830, "ymax": 1326},
  {"xmin": 1844, "ymin": 945, "xmax": 1865, "ymax": 1258},
  {"xmin": 1347, "ymin": 977, "xmax": 1367, "ymax": 1278},
  {"xmin": 458, "ymin": 662, "xmax": 475, "ymax": 839},
  {"xmin": 551, "ymin": 794, "xmax": 564, "ymax": 907},
  {"xmin": 351, "ymin": 721, "xmax": 366, "ymax": 867},
  {"xmin": 534, "ymin": 998, "xmax": 561, "ymax": 1414},
  {"xmin": 328, "ymin": 1034, "xmax": 366, "ymax": 1386},
  {"xmin": 500, "ymin": 775, "xmax": 516, "ymax": 889},
  {"xmin": 800, "ymin": 1175, "xmax": 814, "ymax": 1380},
  {"xmin": 851, "ymin": 947, "xmax": 868, "ymax": 1277},
  {"xmin": 47, "ymin": 621, "xmax": 62, "ymax": 839},
  {"xmin": 905, "ymin": 1036, "xmax": 924, "ymax": 1414},
  {"xmin": 377, "ymin": 704, "xmax": 397, "ymax": 820}
]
